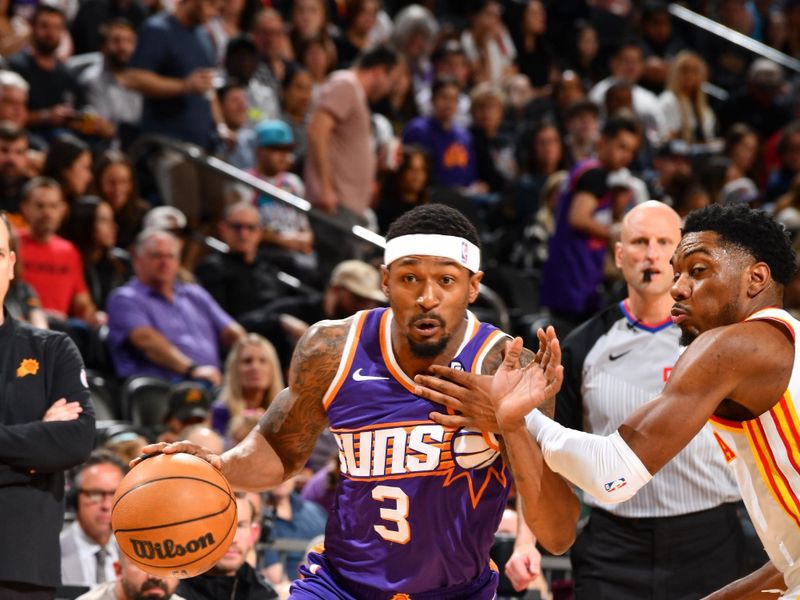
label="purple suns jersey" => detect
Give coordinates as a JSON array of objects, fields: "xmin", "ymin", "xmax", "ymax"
[{"xmin": 321, "ymin": 307, "xmax": 512, "ymax": 595}]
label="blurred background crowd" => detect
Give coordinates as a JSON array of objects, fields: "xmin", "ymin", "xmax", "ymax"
[{"xmin": 4, "ymin": 0, "xmax": 800, "ymax": 597}]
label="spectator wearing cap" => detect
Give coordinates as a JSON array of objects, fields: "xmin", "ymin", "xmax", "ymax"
[
  {"xmin": 247, "ymin": 119, "xmax": 317, "ymax": 284},
  {"xmin": 141, "ymin": 205, "xmax": 199, "ymax": 280},
  {"xmin": 194, "ymin": 201, "xmax": 287, "ymax": 320},
  {"xmin": 106, "ymin": 228, "xmax": 246, "ymax": 386},
  {"xmin": 717, "ymin": 58, "xmax": 793, "ymax": 140},
  {"xmin": 159, "ymin": 382, "xmax": 212, "ymax": 444},
  {"xmin": 241, "ymin": 259, "xmax": 386, "ymax": 366}
]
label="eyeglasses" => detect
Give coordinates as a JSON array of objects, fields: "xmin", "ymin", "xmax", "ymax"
[
  {"xmin": 227, "ymin": 222, "xmax": 260, "ymax": 233},
  {"xmin": 79, "ymin": 489, "xmax": 116, "ymax": 503}
]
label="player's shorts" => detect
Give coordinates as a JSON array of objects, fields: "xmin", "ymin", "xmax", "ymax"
[{"xmin": 289, "ymin": 550, "xmax": 499, "ymax": 600}]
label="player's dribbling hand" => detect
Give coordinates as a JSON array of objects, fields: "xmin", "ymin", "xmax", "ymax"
[
  {"xmin": 504, "ymin": 542, "xmax": 542, "ymax": 592},
  {"xmin": 130, "ymin": 441, "xmax": 223, "ymax": 471}
]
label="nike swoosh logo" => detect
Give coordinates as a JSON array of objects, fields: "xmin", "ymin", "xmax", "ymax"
[
  {"xmin": 352, "ymin": 368, "xmax": 390, "ymax": 382},
  {"xmin": 608, "ymin": 350, "xmax": 632, "ymax": 361}
]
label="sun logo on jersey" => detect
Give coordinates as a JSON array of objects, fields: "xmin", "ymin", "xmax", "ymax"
[
  {"xmin": 451, "ymin": 428, "xmax": 500, "ymax": 470},
  {"xmin": 444, "ymin": 427, "xmax": 506, "ymax": 509}
]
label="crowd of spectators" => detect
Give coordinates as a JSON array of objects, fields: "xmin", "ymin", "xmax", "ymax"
[{"xmin": 6, "ymin": 0, "xmax": 800, "ymax": 597}]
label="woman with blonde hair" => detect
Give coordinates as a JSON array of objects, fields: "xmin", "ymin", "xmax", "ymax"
[
  {"xmin": 659, "ymin": 50, "xmax": 716, "ymax": 143},
  {"xmin": 210, "ymin": 333, "xmax": 284, "ymax": 435}
]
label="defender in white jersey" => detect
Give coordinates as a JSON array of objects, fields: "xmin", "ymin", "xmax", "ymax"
[{"xmin": 416, "ymin": 204, "xmax": 800, "ymax": 599}]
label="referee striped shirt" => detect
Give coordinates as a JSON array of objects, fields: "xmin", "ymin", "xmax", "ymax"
[{"xmin": 555, "ymin": 300, "xmax": 740, "ymax": 518}]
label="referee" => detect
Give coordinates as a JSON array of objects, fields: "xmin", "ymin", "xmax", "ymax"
[
  {"xmin": 508, "ymin": 202, "xmax": 747, "ymax": 598},
  {"xmin": 0, "ymin": 211, "xmax": 95, "ymax": 599}
]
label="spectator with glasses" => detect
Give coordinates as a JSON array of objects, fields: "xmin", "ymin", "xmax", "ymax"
[
  {"xmin": 195, "ymin": 201, "xmax": 287, "ymax": 320},
  {"xmin": 61, "ymin": 450, "xmax": 128, "ymax": 588}
]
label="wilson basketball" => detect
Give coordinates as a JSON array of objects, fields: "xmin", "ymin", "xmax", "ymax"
[
  {"xmin": 112, "ymin": 453, "xmax": 238, "ymax": 579},
  {"xmin": 452, "ymin": 428, "xmax": 501, "ymax": 470}
]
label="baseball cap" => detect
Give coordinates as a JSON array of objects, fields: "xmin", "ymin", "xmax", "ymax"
[
  {"xmin": 607, "ymin": 167, "xmax": 635, "ymax": 189},
  {"xmin": 747, "ymin": 59, "xmax": 784, "ymax": 88},
  {"xmin": 255, "ymin": 119, "xmax": 294, "ymax": 149},
  {"xmin": 330, "ymin": 260, "xmax": 387, "ymax": 303},
  {"xmin": 143, "ymin": 206, "xmax": 187, "ymax": 232},
  {"xmin": 657, "ymin": 139, "xmax": 692, "ymax": 159},
  {"xmin": 164, "ymin": 382, "xmax": 211, "ymax": 424},
  {"xmin": 719, "ymin": 177, "xmax": 760, "ymax": 206}
]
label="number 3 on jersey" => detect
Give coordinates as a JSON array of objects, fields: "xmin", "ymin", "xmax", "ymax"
[{"xmin": 372, "ymin": 485, "xmax": 411, "ymax": 544}]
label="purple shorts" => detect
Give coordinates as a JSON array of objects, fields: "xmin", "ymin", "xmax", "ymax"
[{"xmin": 290, "ymin": 551, "xmax": 499, "ymax": 600}]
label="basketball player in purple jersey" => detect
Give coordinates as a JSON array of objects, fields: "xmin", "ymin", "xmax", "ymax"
[{"xmin": 137, "ymin": 204, "xmax": 578, "ymax": 599}]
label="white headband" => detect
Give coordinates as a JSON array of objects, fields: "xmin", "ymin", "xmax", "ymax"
[{"xmin": 384, "ymin": 234, "xmax": 481, "ymax": 272}]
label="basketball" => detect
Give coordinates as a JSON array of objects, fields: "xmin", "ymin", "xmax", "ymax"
[
  {"xmin": 452, "ymin": 428, "xmax": 501, "ymax": 470},
  {"xmin": 111, "ymin": 453, "xmax": 238, "ymax": 579}
]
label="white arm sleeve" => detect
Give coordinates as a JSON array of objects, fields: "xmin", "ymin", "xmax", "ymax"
[{"xmin": 525, "ymin": 409, "xmax": 653, "ymax": 504}]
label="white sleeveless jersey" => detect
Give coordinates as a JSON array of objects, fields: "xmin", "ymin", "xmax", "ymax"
[{"xmin": 709, "ymin": 308, "xmax": 800, "ymax": 596}]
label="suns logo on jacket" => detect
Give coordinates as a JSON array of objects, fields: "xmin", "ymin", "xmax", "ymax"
[
  {"xmin": 16, "ymin": 358, "xmax": 39, "ymax": 378},
  {"xmin": 332, "ymin": 422, "xmax": 505, "ymax": 508}
]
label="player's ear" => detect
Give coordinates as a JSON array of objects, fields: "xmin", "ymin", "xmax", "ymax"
[
  {"xmin": 614, "ymin": 241, "xmax": 623, "ymax": 269},
  {"xmin": 381, "ymin": 265, "xmax": 390, "ymax": 297},
  {"xmin": 746, "ymin": 261, "xmax": 771, "ymax": 297},
  {"xmin": 467, "ymin": 270, "xmax": 483, "ymax": 303}
]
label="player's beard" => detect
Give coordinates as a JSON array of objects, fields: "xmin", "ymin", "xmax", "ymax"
[
  {"xmin": 408, "ymin": 335, "xmax": 450, "ymax": 357},
  {"xmin": 125, "ymin": 578, "xmax": 171, "ymax": 600},
  {"xmin": 407, "ymin": 313, "xmax": 449, "ymax": 357},
  {"xmin": 679, "ymin": 329, "xmax": 696, "ymax": 347}
]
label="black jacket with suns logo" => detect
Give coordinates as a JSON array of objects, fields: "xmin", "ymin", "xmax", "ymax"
[{"xmin": 0, "ymin": 314, "xmax": 95, "ymax": 588}]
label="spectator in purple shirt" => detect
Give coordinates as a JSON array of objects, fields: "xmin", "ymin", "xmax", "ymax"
[
  {"xmin": 402, "ymin": 76, "xmax": 484, "ymax": 191},
  {"xmin": 106, "ymin": 228, "xmax": 246, "ymax": 386}
]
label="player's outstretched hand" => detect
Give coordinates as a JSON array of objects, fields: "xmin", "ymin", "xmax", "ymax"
[
  {"xmin": 490, "ymin": 333, "xmax": 563, "ymax": 430},
  {"xmin": 129, "ymin": 441, "xmax": 223, "ymax": 471},
  {"xmin": 504, "ymin": 542, "xmax": 542, "ymax": 592}
]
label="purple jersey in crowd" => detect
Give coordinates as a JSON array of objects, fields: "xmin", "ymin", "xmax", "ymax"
[
  {"xmin": 318, "ymin": 307, "xmax": 511, "ymax": 596},
  {"xmin": 540, "ymin": 158, "xmax": 611, "ymax": 315}
]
